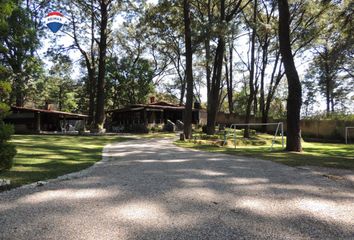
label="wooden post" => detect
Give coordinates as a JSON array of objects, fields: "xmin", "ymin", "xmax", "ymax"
[
  {"xmin": 281, "ymin": 123, "xmax": 284, "ymax": 148},
  {"xmin": 62, "ymin": 116, "xmax": 67, "ymax": 133},
  {"xmin": 143, "ymin": 109, "xmax": 148, "ymax": 125},
  {"xmin": 36, "ymin": 112, "xmax": 41, "ymax": 133},
  {"xmin": 83, "ymin": 118, "xmax": 86, "ymax": 131}
]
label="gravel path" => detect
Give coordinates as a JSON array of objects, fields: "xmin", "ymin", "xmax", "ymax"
[{"xmin": 0, "ymin": 138, "xmax": 353, "ymax": 240}]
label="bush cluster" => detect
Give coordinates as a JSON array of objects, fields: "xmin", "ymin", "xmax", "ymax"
[{"xmin": 0, "ymin": 81, "xmax": 16, "ymax": 171}]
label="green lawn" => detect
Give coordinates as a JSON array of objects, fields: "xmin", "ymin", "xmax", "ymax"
[
  {"xmin": 0, "ymin": 135, "xmax": 132, "ymax": 188},
  {"xmin": 175, "ymin": 136, "xmax": 354, "ymax": 170}
]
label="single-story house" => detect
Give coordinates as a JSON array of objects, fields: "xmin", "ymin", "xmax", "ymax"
[
  {"xmin": 5, "ymin": 106, "xmax": 88, "ymax": 134},
  {"xmin": 106, "ymin": 101, "xmax": 206, "ymax": 132}
]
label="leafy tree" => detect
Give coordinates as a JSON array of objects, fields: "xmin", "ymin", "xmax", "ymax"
[
  {"xmin": 302, "ymin": 73, "xmax": 317, "ymax": 116},
  {"xmin": 48, "ymin": 55, "xmax": 76, "ymax": 111},
  {"xmin": 143, "ymin": 0, "xmax": 187, "ymax": 105},
  {"xmin": 0, "ymin": 1, "xmax": 16, "ymax": 170},
  {"xmin": 153, "ymin": 92, "xmax": 180, "ymax": 105},
  {"xmin": 305, "ymin": 1, "xmax": 354, "ymax": 114},
  {"xmin": 0, "ymin": 1, "xmax": 14, "ymax": 25},
  {"xmin": 60, "ymin": 0, "xmax": 98, "ymax": 126},
  {"xmin": 0, "ymin": 1, "xmax": 40, "ymax": 106},
  {"xmin": 0, "ymin": 81, "xmax": 16, "ymax": 171},
  {"xmin": 307, "ymin": 47, "xmax": 352, "ymax": 113},
  {"xmin": 205, "ymin": 0, "xmax": 251, "ymax": 135},
  {"xmin": 0, "ymin": 1, "xmax": 16, "ymax": 168},
  {"xmin": 237, "ymin": 0, "xmax": 333, "ymax": 131},
  {"xmin": 106, "ymin": 57, "xmax": 154, "ymax": 108}
]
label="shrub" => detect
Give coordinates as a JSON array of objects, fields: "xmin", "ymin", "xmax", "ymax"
[
  {"xmin": 0, "ymin": 122, "xmax": 14, "ymax": 143},
  {"xmin": 238, "ymin": 129, "xmax": 256, "ymax": 136},
  {"xmin": 0, "ymin": 80, "xmax": 16, "ymax": 171},
  {"xmin": 150, "ymin": 125, "xmax": 163, "ymax": 132},
  {"xmin": 199, "ymin": 134, "xmax": 220, "ymax": 141},
  {"xmin": 0, "ymin": 142, "xmax": 16, "ymax": 170}
]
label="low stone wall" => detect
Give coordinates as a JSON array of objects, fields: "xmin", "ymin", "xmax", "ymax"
[
  {"xmin": 300, "ymin": 119, "xmax": 353, "ymax": 140},
  {"xmin": 215, "ymin": 112, "xmax": 354, "ymax": 141},
  {"xmin": 215, "ymin": 113, "xmax": 281, "ymax": 132}
]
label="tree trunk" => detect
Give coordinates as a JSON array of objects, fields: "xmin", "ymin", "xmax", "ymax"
[
  {"xmin": 94, "ymin": 0, "xmax": 108, "ymax": 132},
  {"xmin": 260, "ymin": 40, "xmax": 269, "ymax": 132},
  {"xmin": 262, "ymin": 54, "xmax": 284, "ymax": 130},
  {"xmin": 206, "ymin": 36, "xmax": 225, "ymax": 135},
  {"xmin": 15, "ymin": 80, "xmax": 24, "ymax": 107},
  {"xmin": 206, "ymin": 0, "xmax": 225, "ymax": 135},
  {"xmin": 244, "ymin": 0, "xmax": 257, "ymax": 138},
  {"xmin": 226, "ymin": 38, "xmax": 234, "ymax": 114},
  {"xmin": 253, "ymin": 80, "xmax": 258, "ymax": 115},
  {"xmin": 244, "ymin": 95, "xmax": 253, "ymax": 138},
  {"xmin": 331, "ymin": 97, "xmax": 334, "ymax": 112},
  {"xmin": 87, "ymin": 67, "xmax": 96, "ymax": 126},
  {"xmin": 179, "ymin": 76, "xmax": 186, "ymax": 106},
  {"xmin": 262, "ymin": 102, "xmax": 270, "ymax": 129},
  {"xmin": 224, "ymin": 56, "xmax": 231, "ymax": 113},
  {"xmin": 205, "ymin": 39, "xmax": 211, "ymax": 102},
  {"xmin": 278, "ymin": 0, "xmax": 302, "ymax": 152},
  {"xmin": 205, "ymin": 0, "xmax": 212, "ymax": 105},
  {"xmin": 11, "ymin": 64, "xmax": 24, "ymax": 107},
  {"xmin": 183, "ymin": 0, "xmax": 193, "ymax": 139},
  {"xmin": 58, "ymin": 85, "xmax": 63, "ymax": 111},
  {"xmin": 88, "ymin": 0, "xmax": 96, "ymax": 127},
  {"xmin": 325, "ymin": 59, "xmax": 330, "ymax": 114}
]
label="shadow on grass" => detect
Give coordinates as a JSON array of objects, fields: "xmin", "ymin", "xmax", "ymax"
[
  {"xmin": 0, "ymin": 135, "xmax": 132, "ymax": 188},
  {"xmin": 176, "ymin": 141, "xmax": 354, "ymax": 170}
]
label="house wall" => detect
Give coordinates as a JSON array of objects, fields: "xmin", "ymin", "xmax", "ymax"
[
  {"xmin": 109, "ymin": 108, "xmax": 205, "ymax": 132},
  {"xmin": 197, "ymin": 110, "xmax": 207, "ymax": 125},
  {"xmin": 4, "ymin": 113, "xmax": 36, "ymax": 133},
  {"xmin": 5, "ymin": 111, "xmax": 83, "ymax": 133}
]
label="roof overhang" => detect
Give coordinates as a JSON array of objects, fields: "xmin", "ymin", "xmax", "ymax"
[{"xmin": 10, "ymin": 106, "xmax": 88, "ymax": 118}]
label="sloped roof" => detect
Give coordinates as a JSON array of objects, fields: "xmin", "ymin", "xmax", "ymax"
[
  {"xmin": 148, "ymin": 101, "xmax": 181, "ymax": 107},
  {"xmin": 107, "ymin": 102, "xmax": 186, "ymax": 113},
  {"xmin": 11, "ymin": 106, "xmax": 88, "ymax": 118}
]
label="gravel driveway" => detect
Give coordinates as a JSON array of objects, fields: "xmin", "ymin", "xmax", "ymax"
[{"xmin": 0, "ymin": 138, "xmax": 353, "ymax": 239}]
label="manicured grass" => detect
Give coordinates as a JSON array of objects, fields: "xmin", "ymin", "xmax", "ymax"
[
  {"xmin": 135, "ymin": 132, "xmax": 177, "ymax": 139},
  {"xmin": 175, "ymin": 136, "xmax": 354, "ymax": 170},
  {"xmin": 0, "ymin": 135, "xmax": 132, "ymax": 188}
]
